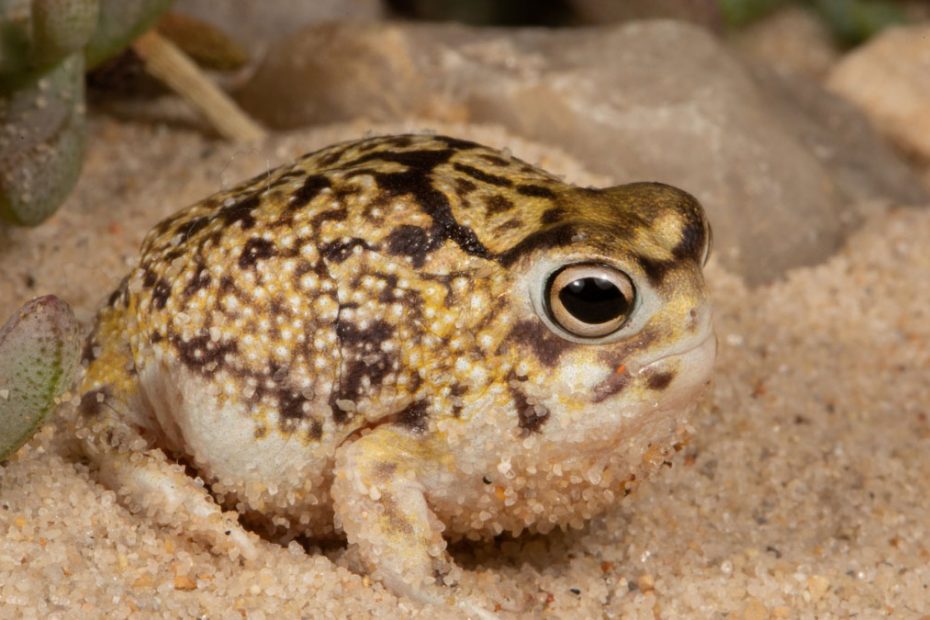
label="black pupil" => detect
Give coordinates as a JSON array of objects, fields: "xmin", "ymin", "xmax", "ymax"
[{"xmin": 558, "ymin": 277, "xmax": 629, "ymax": 324}]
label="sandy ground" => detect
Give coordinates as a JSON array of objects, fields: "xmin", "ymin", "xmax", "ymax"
[{"xmin": 1, "ymin": 118, "xmax": 929, "ymax": 619}]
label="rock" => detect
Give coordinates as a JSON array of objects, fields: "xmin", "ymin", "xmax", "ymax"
[
  {"xmin": 826, "ymin": 24, "xmax": 930, "ymax": 163},
  {"xmin": 746, "ymin": 63, "xmax": 928, "ymax": 214},
  {"xmin": 237, "ymin": 20, "xmax": 928, "ymax": 284},
  {"xmin": 728, "ymin": 6, "xmax": 839, "ymax": 80},
  {"xmin": 172, "ymin": 0, "xmax": 384, "ymax": 56},
  {"xmin": 569, "ymin": 0, "xmax": 723, "ymax": 31}
]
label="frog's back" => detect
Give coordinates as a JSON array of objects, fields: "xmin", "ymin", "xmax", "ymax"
[
  {"xmin": 124, "ymin": 135, "xmax": 567, "ymax": 438},
  {"xmin": 77, "ymin": 135, "xmax": 576, "ymax": 534}
]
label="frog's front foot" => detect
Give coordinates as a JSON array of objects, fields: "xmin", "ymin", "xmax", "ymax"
[{"xmin": 331, "ymin": 425, "xmax": 479, "ymax": 609}]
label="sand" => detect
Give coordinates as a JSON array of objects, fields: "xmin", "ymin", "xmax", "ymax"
[{"xmin": 1, "ymin": 117, "xmax": 928, "ymax": 619}]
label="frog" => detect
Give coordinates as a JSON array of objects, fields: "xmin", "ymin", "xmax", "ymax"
[{"xmin": 73, "ymin": 133, "xmax": 715, "ymax": 610}]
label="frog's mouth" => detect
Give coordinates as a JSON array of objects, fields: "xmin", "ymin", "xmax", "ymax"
[
  {"xmin": 639, "ymin": 331, "xmax": 717, "ymax": 374},
  {"xmin": 590, "ymin": 331, "xmax": 716, "ymax": 405}
]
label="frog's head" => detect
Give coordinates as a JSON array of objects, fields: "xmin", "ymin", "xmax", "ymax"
[{"xmin": 501, "ymin": 182, "xmax": 715, "ymax": 445}]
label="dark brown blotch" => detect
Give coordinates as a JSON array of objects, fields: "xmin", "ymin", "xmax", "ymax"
[
  {"xmin": 516, "ymin": 184, "xmax": 556, "ymax": 198},
  {"xmin": 483, "ymin": 194, "xmax": 514, "ymax": 215},
  {"xmin": 374, "ymin": 273, "xmax": 399, "ymax": 303},
  {"xmin": 177, "ymin": 216, "xmax": 210, "ymax": 243},
  {"xmin": 106, "ymin": 288, "xmax": 122, "ymax": 308},
  {"xmin": 238, "ymin": 238, "xmax": 277, "ymax": 269},
  {"xmin": 384, "ymin": 225, "xmax": 431, "ymax": 268},
  {"xmin": 384, "ymin": 135, "xmax": 414, "ymax": 149},
  {"xmin": 452, "ymin": 162, "xmax": 513, "ymax": 187},
  {"xmin": 636, "ymin": 255, "xmax": 676, "ymax": 287},
  {"xmin": 308, "ymin": 419, "xmax": 323, "ymax": 440},
  {"xmin": 329, "ymin": 355, "xmax": 394, "ymax": 423},
  {"xmin": 319, "ymin": 237, "xmax": 371, "ymax": 263},
  {"xmin": 217, "ymin": 193, "xmax": 260, "ymax": 230},
  {"xmin": 279, "ymin": 391, "xmax": 310, "ymax": 420},
  {"xmin": 672, "ymin": 217, "xmax": 708, "ymax": 263},
  {"xmin": 396, "ymin": 400, "xmax": 430, "ymax": 433},
  {"xmin": 362, "ymin": 149, "xmax": 491, "ymax": 263},
  {"xmin": 309, "ymin": 207, "xmax": 348, "ymax": 227},
  {"xmin": 142, "ymin": 269, "xmax": 157, "ymax": 289},
  {"xmin": 450, "ymin": 383, "xmax": 467, "ymax": 417},
  {"xmin": 172, "ymin": 332, "xmax": 237, "ymax": 374},
  {"xmin": 454, "ymin": 177, "xmax": 477, "ymax": 197},
  {"xmin": 436, "ymin": 135, "xmax": 480, "ymax": 151},
  {"xmin": 316, "ymin": 145, "xmax": 349, "ymax": 167},
  {"xmin": 345, "ymin": 147, "xmax": 454, "ymax": 173},
  {"xmin": 646, "ymin": 370, "xmax": 675, "ymax": 391},
  {"xmin": 495, "ymin": 218, "xmax": 523, "ymax": 232},
  {"xmin": 496, "ymin": 223, "xmax": 577, "ymax": 267},
  {"xmin": 507, "ymin": 319, "xmax": 572, "ymax": 367},
  {"xmin": 337, "ymin": 319, "xmax": 394, "ymax": 350},
  {"xmin": 151, "ymin": 279, "xmax": 171, "ymax": 310},
  {"xmin": 510, "ymin": 383, "xmax": 549, "ymax": 434},
  {"xmin": 183, "ymin": 263, "xmax": 212, "ymax": 297},
  {"xmin": 540, "ymin": 207, "xmax": 566, "ymax": 225},
  {"xmin": 479, "ymin": 154, "xmax": 511, "ymax": 167},
  {"xmin": 290, "ymin": 174, "xmax": 331, "ymax": 210}
]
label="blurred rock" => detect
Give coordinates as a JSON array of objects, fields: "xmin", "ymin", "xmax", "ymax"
[
  {"xmin": 570, "ymin": 0, "xmax": 722, "ymax": 31},
  {"xmin": 237, "ymin": 20, "xmax": 927, "ymax": 284},
  {"xmin": 729, "ymin": 6, "xmax": 839, "ymax": 79},
  {"xmin": 827, "ymin": 24, "xmax": 930, "ymax": 163},
  {"xmin": 173, "ymin": 0, "xmax": 384, "ymax": 56},
  {"xmin": 747, "ymin": 64, "xmax": 927, "ymax": 210}
]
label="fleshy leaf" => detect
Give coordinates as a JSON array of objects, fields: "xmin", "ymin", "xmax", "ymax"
[
  {"xmin": 32, "ymin": 0, "xmax": 100, "ymax": 66},
  {"xmin": 83, "ymin": 0, "xmax": 173, "ymax": 69},
  {"xmin": 0, "ymin": 53, "xmax": 86, "ymax": 226},
  {"xmin": 0, "ymin": 296, "xmax": 82, "ymax": 460}
]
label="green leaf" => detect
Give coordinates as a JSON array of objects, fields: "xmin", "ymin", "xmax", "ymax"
[{"xmin": 0, "ymin": 296, "xmax": 82, "ymax": 460}]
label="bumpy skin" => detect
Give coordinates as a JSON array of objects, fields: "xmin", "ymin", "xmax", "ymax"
[{"xmin": 75, "ymin": 134, "xmax": 715, "ymax": 606}]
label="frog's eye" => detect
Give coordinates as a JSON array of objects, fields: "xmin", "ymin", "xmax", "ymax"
[{"xmin": 546, "ymin": 264, "xmax": 635, "ymax": 339}]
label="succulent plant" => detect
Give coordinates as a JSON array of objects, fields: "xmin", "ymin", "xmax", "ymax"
[
  {"xmin": 0, "ymin": 0, "xmax": 171, "ymax": 227},
  {"xmin": 0, "ymin": 296, "xmax": 82, "ymax": 461}
]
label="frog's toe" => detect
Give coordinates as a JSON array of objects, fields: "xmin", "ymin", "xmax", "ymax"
[
  {"xmin": 332, "ymin": 425, "xmax": 459, "ymax": 604},
  {"xmin": 78, "ymin": 407, "xmax": 261, "ymax": 562}
]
